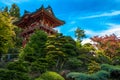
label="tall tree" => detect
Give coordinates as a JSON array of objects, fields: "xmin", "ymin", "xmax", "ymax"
[
  {"xmin": 75, "ymin": 27, "xmax": 86, "ymax": 42},
  {"xmin": 9, "ymin": 3, "xmax": 20, "ymax": 18},
  {"xmin": 45, "ymin": 34, "xmax": 77, "ymax": 71},
  {"xmin": 19, "ymin": 30, "xmax": 49, "ymax": 74},
  {"xmin": 3, "ymin": 6, "xmax": 8, "ymax": 13},
  {"xmin": 0, "ymin": 12, "xmax": 15, "ymax": 60}
]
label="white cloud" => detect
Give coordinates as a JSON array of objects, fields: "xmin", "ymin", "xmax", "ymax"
[
  {"xmin": 81, "ymin": 38, "xmax": 93, "ymax": 44},
  {"xmin": 85, "ymin": 23, "xmax": 120, "ymax": 37},
  {"xmin": 82, "ymin": 23, "xmax": 120, "ymax": 44},
  {"xmin": 100, "ymin": 23, "xmax": 120, "ymax": 37},
  {"xmin": 54, "ymin": 27, "xmax": 61, "ymax": 33},
  {"xmin": 80, "ymin": 10, "xmax": 120, "ymax": 19},
  {"xmin": 68, "ymin": 27, "xmax": 77, "ymax": 32},
  {"xmin": 85, "ymin": 29, "xmax": 97, "ymax": 36},
  {"xmin": 1, "ymin": 0, "xmax": 29, "ymax": 5}
]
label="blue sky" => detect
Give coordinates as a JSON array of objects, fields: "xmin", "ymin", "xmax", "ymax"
[{"xmin": 1, "ymin": 0, "xmax": 120, "ymax": 43}]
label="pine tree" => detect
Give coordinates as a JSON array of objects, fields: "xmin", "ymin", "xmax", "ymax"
[
  {"xmin": 9, "ymin": 3, "xmax": 20, "ymax": 18},
  {"xmin": 3, "ymin": 6, "xmax": 8, "ymax": 13},
  {"xmin": 75, "ymin": 27, "xmax": 86, "ymax": 42},
  {"xmin": 0, "ymin": 12, "xmax": 15, "ymax": 60}
]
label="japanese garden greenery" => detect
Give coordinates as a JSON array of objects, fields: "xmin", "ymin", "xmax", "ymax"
[{"xmin": 0, "ymin": 4, "xmax": 120, "ymax": 80}]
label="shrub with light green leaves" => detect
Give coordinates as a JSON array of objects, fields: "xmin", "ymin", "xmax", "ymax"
[{"xmin": 35, "ymin": 71, "xmax": 65, "ymax": 80}]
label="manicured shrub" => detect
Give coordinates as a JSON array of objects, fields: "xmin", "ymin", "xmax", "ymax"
[
  {"xmin": 101, "ymin": 64, "xmax": 112, "ymax": 72},
  {"xmin": 95, "ymin": 70, "xmax": 109, "ymax": 80},
  {"xmin": 67, "ymin": 70, "xmax": 109, "ymax": 80},
  {"xmin": 66, "ymin": 72, "xmax": 81, "ymax": 79},
  {"xmin": 35, "ymin": 71, "xmax": 65, "ymax": 80},
  {"xmin": 101, "ymin": 64, "xmax": 120, "ymax": 79}
]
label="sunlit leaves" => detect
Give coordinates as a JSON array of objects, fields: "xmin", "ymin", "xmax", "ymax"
[{"xmin": 0, "ymin": 12, "xmax": 15, "ymax": 53}]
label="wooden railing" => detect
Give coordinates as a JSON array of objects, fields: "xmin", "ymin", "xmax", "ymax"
[{"xmin": 21, "ymin": 24, "xmax": 57, "ymax": 35}]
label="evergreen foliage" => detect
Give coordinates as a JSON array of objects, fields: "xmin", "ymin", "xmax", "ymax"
[
  {"xmin": 88, "ymin": 61, "xmax": 100, "ymax": 74},
  {"xmin": 6, "ymin": 60, "xmax": 29, "ymax": 72},
  {"xmin": 9, "ymin": 3, "xmax": 20, "ymax": 18},
  {"xmin": 67, "ymin": 70, "xmax": 109, "ymax": 80},
  {"xmin": 101, "ymin": 64, "xmax": 120, "ymax": 79},
  {"xmin": 19, "ymin": 30, "xmax": 48, "ymax": 74},
  {"xmin": 3, "ymin": 6, "xmax": 8, "ymax": 13},
  {"xmin": 75, "ymin": 27, "xmax": 86, "ymax": 42},
  {"xmin": 0, "ymin": 68, "xmax": 31, "ymax": 80}
]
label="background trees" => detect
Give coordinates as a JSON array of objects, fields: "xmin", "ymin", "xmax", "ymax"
[{"xmin": 75, "ymin": 27, "xmax": 86, "ymax": 42}]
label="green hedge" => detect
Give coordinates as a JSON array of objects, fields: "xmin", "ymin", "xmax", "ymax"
[{"xmin": 67, "ymin": 64, "xmax": 120, "ymax": 80}]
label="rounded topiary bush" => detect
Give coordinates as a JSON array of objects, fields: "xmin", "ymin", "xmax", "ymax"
[{"xmin": 35, "ymin": 71, "xmax": 65, "ymax": 80}]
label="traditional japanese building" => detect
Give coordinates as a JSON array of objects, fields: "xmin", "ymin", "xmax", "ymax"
[{"xmin": 15, "ymin": 5, "xmax": 64, "ymax": 46}]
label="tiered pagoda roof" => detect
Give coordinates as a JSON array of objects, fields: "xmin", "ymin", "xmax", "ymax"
[{"xmin": 15, "ymin": 5, "xmax": 65, "ymax": 28}]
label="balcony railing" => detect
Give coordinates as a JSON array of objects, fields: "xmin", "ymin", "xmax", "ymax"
[{"xmin": 21, "ymin": 24, "xmax": 57, "ymax": 35}]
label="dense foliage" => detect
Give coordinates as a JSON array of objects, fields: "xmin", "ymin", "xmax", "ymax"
[
  {"xmin": 0, "ymin": 12, "xmax": 15, "ymax": 54},
  {"xmin": 0, "ymin": 68, "xmax": 31, "ymax": 80}
]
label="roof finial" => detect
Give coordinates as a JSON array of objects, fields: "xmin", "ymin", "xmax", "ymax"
[
  {"xmin": 24, "ymin": 10, "xmax": 30, "ymax": 14},
  {"xmin": 41, "ymin": 5, "xmax": 44, "ymax": 9},
  {"xmin": 47, "ymin": 5, "xmax": 51, "ymax": 8}
]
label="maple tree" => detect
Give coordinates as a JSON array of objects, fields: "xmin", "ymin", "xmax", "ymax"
[{"xmin": 91, "ymin": 34, "xmax": 120, "ymax": 58}]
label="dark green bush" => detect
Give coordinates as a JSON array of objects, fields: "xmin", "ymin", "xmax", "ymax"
[
  {"xmin": 0, "ymin": 68, "xmax": 31, "ymax": 80},
  {"xmin": 101, "ymin": 64, "xmax": 120, "ymax": 79},
  {"xmin": 112, "ymin": 56, "xmax": 120, "ymax": 65},
  {"xmin": 6, "ymin": 60, "xmax": 29, "ymax": 72},
  {"xmin": 101, "ymin": 64, "xmax": 112, "ymax": 72}
]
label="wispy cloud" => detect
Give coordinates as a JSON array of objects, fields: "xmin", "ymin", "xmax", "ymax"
[
  {"xmin": 1, "ymin": 0, "xmax": 29, "ymax": 5},
  {"xmin": 100, "ymin": 23, "xmax": 120, "ymax": 36},
  {"xmin": 85, "ymin": 29, "xmax": 97, "ymax": 36},
  {"xmin": 70, "ymin": 21, "xmax": 76, "ymax": 24},
  {"xmin": 68, "ymin": 27, "xmax": 77, "ymax": 32},
  {"xmin": 81, "ymin": 38, "xmax": 93, "ymax": 44},
  {"xmin": 85, "ymin": 23, "xmax": 120, "ymax": 37},
  {"xmin": 80, "ymin": 11, "xmax": 120, "ymax": 19},
  {"xmin": 82, "ymin": 23, "xmax": 120, "ymax": 44},
  {"xmin": 54, "ymin": 27, "xmax": 61, "ymax": 33}
]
